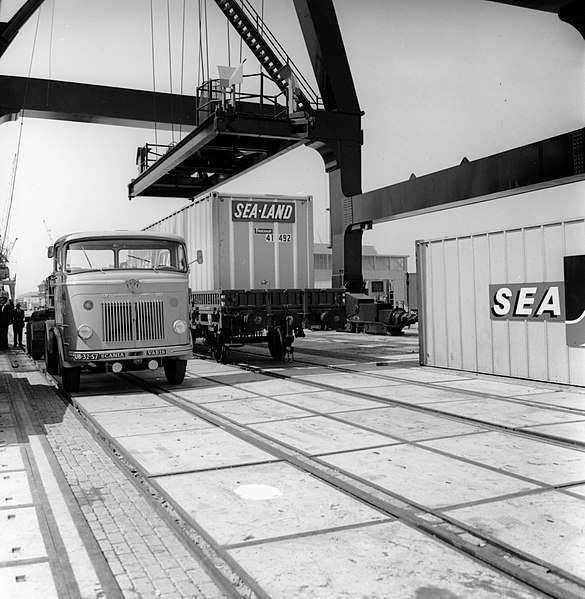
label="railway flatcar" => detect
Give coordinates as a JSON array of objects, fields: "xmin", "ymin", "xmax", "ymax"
[
  {"xmin": 145, "ymin": 193, "xmax": 346, "ymax": 361},
  {"xmin": 190, "ymin": 287, "xmax": 345, "ymax": 362}
]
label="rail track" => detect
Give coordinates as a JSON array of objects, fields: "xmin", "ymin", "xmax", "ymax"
[{"xmin": 47, "ymin": 334, "xmax": 585, "ymax": 599}]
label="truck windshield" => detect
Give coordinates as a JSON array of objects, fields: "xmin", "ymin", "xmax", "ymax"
[{"xmin": 64, "ymin": 238, "xmax": 187, "ymax": 273}]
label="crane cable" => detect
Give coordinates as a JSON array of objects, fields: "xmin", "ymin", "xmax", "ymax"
[
  {"xmin": 178, "ymin": 0, "xmax": 186, "ymax": 138},
  {"xmin": 165, "ymin": 0, "xmax": 175, "ymax": 144},
  {"xmin": 1, "ymin": 5, "xmax": 42, "ymax": 260},
  {"xmin": 197, "ymin": 0, "xmax": 210, "ymax": 89},
  {"xmin": 46, "ymin": 0, "xmax": 55, "ymax": 106},
  {"xmin": 149, "ymin": 0, "xmax": 158, "ymax": 147}
]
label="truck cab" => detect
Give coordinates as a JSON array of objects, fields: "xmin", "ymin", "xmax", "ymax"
[{"xmin": 44, "ymin": 231, "xmax": 192, "ymax": 391}]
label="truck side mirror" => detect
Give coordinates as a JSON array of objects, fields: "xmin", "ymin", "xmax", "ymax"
[
  {"xmin": 47, "ymin": 247, "xmax": 54, "ymax": 258},
  {"xmin": 189, "ymin": 250, "xmax": 204, "ymax": 266}
]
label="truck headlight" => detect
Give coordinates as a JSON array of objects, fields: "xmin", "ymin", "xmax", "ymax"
[
  {"xmin": 172, "ymin": 319, "xmax": 187, "ymax": 334},
  {"xmin": 77, "ymin": 324, "xmax": 93, "ymax": 340}
]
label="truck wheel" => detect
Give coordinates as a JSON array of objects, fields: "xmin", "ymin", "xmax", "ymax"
[
  {"xmin": 45, "ymin": 335, "xmax": 59, "ymax": 375},
  {"xmin": 61, "ymin": 366, "xmax": 81, "ymax": 392},
  {"xmin": 267, "ymin": 328, "xmax": 286, "ymax": 361},
  {"xmin": 163, "ymin": 358, "xmax": 187, "ymax": 384}
]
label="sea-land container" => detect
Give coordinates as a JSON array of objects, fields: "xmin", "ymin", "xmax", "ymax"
[
  {"xmin": 416, "ymin": 218, "xmax": 585, "ymax": 386},
  {"xmin": 145, "ymin": 192, "xmax": 314, "ymax": 290}
]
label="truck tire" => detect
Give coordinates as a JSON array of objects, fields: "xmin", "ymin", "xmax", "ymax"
[
  {"xmin": 61, "ymin": 366, "xmax": 81, "ymax": 392},
  {"xmin": 45, "ymin": 335, "xmax": 59, "ymax": 376},
  {"xmin": 163, "ymin": 358, "xmax": 187, "ymax": 384},
  {"xmin": 27, "ymin": 321, "xmax": 46, "ymax": 359}
]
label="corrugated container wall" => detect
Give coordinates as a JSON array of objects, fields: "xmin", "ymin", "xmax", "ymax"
[
  {"xmin": 417, "ymin": 218, "xmax": 585, "ymax": 386},
  {"xmin": 145, "ymin": 193, "xmax": 314, "ymax": 290}
]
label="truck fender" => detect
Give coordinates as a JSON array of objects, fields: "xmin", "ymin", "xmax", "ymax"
[
  {"xmin": 44, "ymin": 321, "xmax": 56, "ymax": 353},
  {"xmin": 45, "ymin": 322, "xmax": 66, "ymax": 363}
]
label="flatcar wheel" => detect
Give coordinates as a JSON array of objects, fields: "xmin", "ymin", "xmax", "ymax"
[
  {"xmin": 267, "ymin": 328, "xmax": 286, "ymax": 361},
  {"xmin": 61, "ymin": 366, "xmax": 81, "ymax": 392}
]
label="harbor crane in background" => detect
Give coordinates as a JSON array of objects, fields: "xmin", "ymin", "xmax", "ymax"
[{"xmin": 0, "ymin": 0, "xmax": 584, "ymax": 293}]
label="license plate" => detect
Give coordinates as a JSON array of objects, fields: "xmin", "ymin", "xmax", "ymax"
[
  {"xmin": 71, "ymin": 352, "xmax": 100, "ymax": 360},
  {"xmin": 71, "ymin": 351, "xmax": 125, "ymax": 360}
]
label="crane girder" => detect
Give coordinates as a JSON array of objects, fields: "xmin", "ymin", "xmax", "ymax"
[
  {"xmin": 0, "ymin": 0, "xmax": 45, "ymax": 59},
  {"xmin": 1, "ymin": 0, "xmax": 583, "ymax": 293}
]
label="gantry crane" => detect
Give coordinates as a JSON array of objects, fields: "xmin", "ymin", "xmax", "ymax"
[{"xmin": 1, "ymin": 0, "xmax": 584, "ymax": 293}]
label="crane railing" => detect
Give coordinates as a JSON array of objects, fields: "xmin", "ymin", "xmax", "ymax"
[{"xmin": 213, "ymin": 0, "xmax": 322, "ymax": 113}]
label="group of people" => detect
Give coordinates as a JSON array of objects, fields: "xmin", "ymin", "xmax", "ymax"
[{"xmin": 0, "ymin": 295, "xmax": 25, "ymax": 350}]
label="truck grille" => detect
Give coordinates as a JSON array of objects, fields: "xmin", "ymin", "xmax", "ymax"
[{"xmin": 102, "ymin": 300, "xmax": 165, "ymax": 342}]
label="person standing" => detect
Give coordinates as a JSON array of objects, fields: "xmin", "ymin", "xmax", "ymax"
[
  {"xmin": 12, "ymin": 302, "xmax": 25, "ymax": 348},
  {"xmin": 0, "ymin": 295, "xmax": 12, "ymax": 350}
]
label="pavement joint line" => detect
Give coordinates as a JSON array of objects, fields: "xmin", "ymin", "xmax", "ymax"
[
  {"xmin": 67, "ymin": 392, "xmax": 259, "ymax": 599},
  {"xmin": 191, "ymin": 351, "xmax": 585, "ymax": 452},
  {"xmin": 128, "ymin": 361, "xmax": 585, "ymax": 599}
]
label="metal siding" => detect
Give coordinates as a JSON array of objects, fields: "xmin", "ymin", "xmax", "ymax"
[
  {"xmin": 524, "ymin": 227, "xmax": 548, "ymax": 381},
  {"xmin": 473, "ymin": 235, "xmax": 493, "ymax": 373},
  {"xmin": 488, "ymin": 232, "xmax": 511, "ymax": 376},
  {"xmin": 458, "ymin": 236, "xmax": 477, "ymax": 372},
  {"xmin": 506, "ymin": 229, "xmax": 529, "ymax": 378},
  {"xmin": 544, "ymin": 223, "xmax": 569, "ymax": 382},
  {"xmin": 444, "ymin": 239, "xmax": 462, "ymax": 368},
  {"xmin": 419, "ymin": 216, "xmax": 585, "ymax": 386},
  {"xmin": 564, "ymin": 220, "xmax": 585, "ymax": 386},
  {"xmin": 416, "ymin": 242, "xmax": 427, "ymax": 365},
  {"xmin": 191, "ymin": 197, "xmax": 217, "ymax": 290},
  {"xmin": 429, "ymin": 241, "xmax": 447, "ymax": 367},
  {"xmin": 252, "ymin": 222, "xmax": 275, "ymax": 288}
]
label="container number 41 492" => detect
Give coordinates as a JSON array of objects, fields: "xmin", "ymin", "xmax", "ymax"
[{"xmin": 265, "ymin": 234, "xmax": 292, "ymax": 243}]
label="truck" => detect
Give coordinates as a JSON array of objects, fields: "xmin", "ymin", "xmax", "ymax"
[{"xmin": 41, "ymin": 231, "xmax": 192, "ymax": 391}]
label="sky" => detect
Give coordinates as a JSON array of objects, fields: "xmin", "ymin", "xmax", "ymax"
[{"xmin": 0, "ymin": 0, "xmax": 583, "ymax": 294}]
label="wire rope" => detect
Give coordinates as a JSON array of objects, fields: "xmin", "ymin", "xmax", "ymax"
[
  {"xmin": 1, "ymin": 6, "xmax": 42, "ymax": 259},
  {"xmin": 178, "ymin": 0, "xmax": 186, "ymax": 138},
  {"xmin": 46, "ymin": 0, "xmax": 55, "ymax": 106},
  {"xmin": 166, "ymin": 0, "xmax": 175, "ymax": 143},
  {"xmin": 149, "ymin": 0, "xmax": 158, "ymax": 147},
  {"xmin": 226, "ymin": 16, "xmax": 230, "ymax": 66},
  {"xmin": 197, "ymin": 0, "xmax": 208, "ymax": 89},
  {"xmin": 204, "ymin": 0, "xmax": 209, "ymax": 83}
]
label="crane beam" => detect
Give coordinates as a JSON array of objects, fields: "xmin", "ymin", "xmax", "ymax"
[{"xmin": 0, "ymin": 0, "xmax": 45, "ymax": 58}]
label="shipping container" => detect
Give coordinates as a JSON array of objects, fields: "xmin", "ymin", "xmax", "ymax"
[
  {"xmin": 145, "ymin": 192, "xmax": 314, "ymax": 290},
  {"xmin": 417, "ymin": 218, "xmax": 585, "ymax": 387}
]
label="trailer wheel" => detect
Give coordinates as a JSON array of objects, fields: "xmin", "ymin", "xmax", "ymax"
[
  {"xmin": 267, "ymin": 328, "xmax": 286, "ymax": 361},
  {"xmin": 163, "ymin": 358, "xmax": 187, "ymax": 384},
  {"xmin": 45, "ymin": 334, "xmax": 59, "ymax": 375},
  {"xmin": 61, "ymin": 366, "xmax": 81, "ymax": 392}
]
